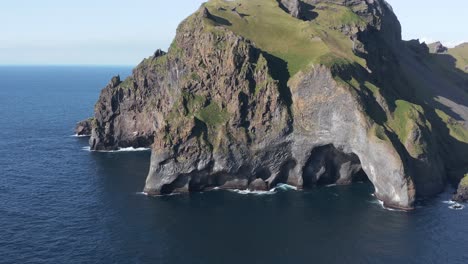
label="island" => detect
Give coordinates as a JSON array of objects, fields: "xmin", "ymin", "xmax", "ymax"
[{"xmin": 77, "ymin": 0, "xmax": 468, "ymax": 209}]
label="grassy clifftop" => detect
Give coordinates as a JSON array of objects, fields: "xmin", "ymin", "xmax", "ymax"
[{"xmin": 204, "ymin": 0, "xmax": 365, "ymax": 76}]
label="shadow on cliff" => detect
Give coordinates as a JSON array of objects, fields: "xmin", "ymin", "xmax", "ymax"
[
  {"xmin": 394, "ymin": 46, "xmax": 468, "ymax": 184},
  {"xmin": 330, "ymin": 61, "xmax": 388, "ymax": 125},
  {"xmin": 299, "ymin": 2, "xmax": 319, "ymax": 21},
  {"xmin": 338, "ymin": 39, "xmax": 468, "ymax": 185},
  {"xmin": 418, "ymin": 53, "xmax": 468, "ymax": 122},
  {"xmin": 209, "ymin": 13, "xmax": 232, "ymax": 26},
  {"xmin": 261, "ymin": 52, "xmax": 293, "ymax": 109}
]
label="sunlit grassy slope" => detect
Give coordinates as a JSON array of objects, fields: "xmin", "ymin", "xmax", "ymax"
[
  {"xmin": 428, "ymin": 42, "xmax": 468, "ymax": 73},
  {"xmin": 204, "ymin": 0, "xmax": 365, "ymax": 76},
  {"xmin": 448, "ymin": 43, "xmax": 468, "ymax": 72}
]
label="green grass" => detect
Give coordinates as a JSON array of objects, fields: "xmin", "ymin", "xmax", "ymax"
[
  {"xmin": 254, "ymin": 54, "xmax": 275, "ymax": 95},
  {"xmin": 372, "ymin": 124, "xmax": 389, "ymax": 141},
  {"xmin": 460, "ymin": 174, "xmax": 468, "ymax": 188},
  {"xmin": 190, "ymin": 72, "xmax": 201, "ymax": 82},
  {"xmin": 195, "ymin": 101, "xmax": 229, "ymax": 127},
  {"xmin": 388, "ymin": 100, "xmax": 423, "ymax": 140},
  {"xmin": 318, "ymin": 53, "xmax": 352, "ymax": 69},
  {"xmin": 448, "ymin": 43, "xmax": 468, "ymax": 72},
  {"xmin": 119, "ymin": 77, "xmax": 135, "ymax": 90},
  {"xmin": 435, "ymin": 109, "xmax": 468, "ymax": 143},
  {"xmin": 386, "ymin": 100, "xmax": 430, "ymax": 156},
  {"xmin": 313, "ymin": 3, "xmax": 367, "ymax": 28},
  {"xmin": 429, "ymin": 42, "xmax": 468, "ymax": 72},
  {"xmin": 364, "ymin": 81, "xmax": 380, "ymax": 94},
  {"xmin": 204, "ymin": 0, "xmax": 365, "ymax": 77},
  {"xmin": 184, "ymin": 92, "xmax": 206, "ymax": 113}
]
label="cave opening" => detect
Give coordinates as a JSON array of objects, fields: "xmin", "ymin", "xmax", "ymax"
[{"xmin": 302, "ymin": 144, "xmax": 371, "ymax": 188}]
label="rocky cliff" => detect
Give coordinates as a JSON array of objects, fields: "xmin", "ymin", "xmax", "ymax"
[{"xmin": 78, "ymin": 0, "xmax": 468, "ymax": 209}]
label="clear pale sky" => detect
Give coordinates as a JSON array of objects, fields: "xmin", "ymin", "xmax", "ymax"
[{"xmin": 1, "ymin": 0, "xmax": 466, "ymax": 65}]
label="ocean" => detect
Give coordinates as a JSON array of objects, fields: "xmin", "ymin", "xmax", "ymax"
[{"xmin": 0, "ymin": 66, "xmax": 467, "ymax": 263}]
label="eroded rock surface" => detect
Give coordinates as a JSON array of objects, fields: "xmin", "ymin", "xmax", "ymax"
[
  {"xmin": 75, "ymin": 119, "xmax": 93, "ymax": 136},
  {"xmin": 278, "ymin": 0, "xmax": 303, "ymax": 18},
  {"xmin": 429, "ymin": 41, "xmax": 448, "ymax": 54}
]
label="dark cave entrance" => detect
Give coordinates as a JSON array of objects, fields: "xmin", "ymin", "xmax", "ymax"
[{"xmin": 302, "ymin": 144, "xmax": 370, "ymax": 188}]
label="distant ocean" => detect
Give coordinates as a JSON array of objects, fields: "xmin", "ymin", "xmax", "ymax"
[{"xmin": 0, "ymin": 66, "xmax": 467, "ymax": 263}]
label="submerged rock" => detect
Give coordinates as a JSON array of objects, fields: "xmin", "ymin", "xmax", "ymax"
[{"xmin": 80, "ymin": 0, "xmax": 468, "ymax": 209}]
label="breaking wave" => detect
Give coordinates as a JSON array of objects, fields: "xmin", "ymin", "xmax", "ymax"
[
  {"xmin": 369, "ymin": 197, "xmax": 406, "ymax": 212},
  {"xmin": 443, "ymin": 200, "xmax": 464, "ymax": 210},
  {"xmin": 228, "ymin": 184, "xmax": 298, "ymax": 195},
  {"xmin": 72, "ymin": 134, "xmax": 90, "ymax": 138},
  {"xmin": 82, "ymin": 146, "xmax": 151, "ymax": 152}
]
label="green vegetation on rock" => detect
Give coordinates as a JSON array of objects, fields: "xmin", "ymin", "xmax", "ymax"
[
  {"xmin": 372, "ymin": 124, "xmax": 389, "ymax": 142},
  {"xmin": 436, "ymin": 109, "xmax": 468, "ymax": 143},
  {"xmin": 389, "ymin": 100, "xmax": 424, "ymax": 140},
  {"xmin": 195, "ymin": 101, "xmax": 229, "ymax": 127},
  {"xmin": 314, "ymin": 2, "xmax": 366, "ymax": 28},
  {"xmin": 448, "ymin": 43, "xmax": 468, "ymax": 72},
  {"xmin": 386, "ymin": 100, "xmax": 431, "ymax": 156},
  {"xmin": 460, "ymin": 173, "xmax": 468, "ymax": 187}
]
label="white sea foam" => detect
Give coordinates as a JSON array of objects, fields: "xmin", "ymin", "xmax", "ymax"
[
  {"xmin": 72, "ymin": 134, "xmax": 90, "ymax": 138},
  {"xmin": 115, "ymin": 147, "xmax": 151, "ymax": 152},
  {"xmin": 82, "ymin": 146, "xmax": 91, "ymax": 151},
  {"xmin": 443, "ymin": 200, "xmax": 464, "ymax": 210},
  {"xmin": 442, "ymin": 200, "xmax": 456, "ymax": 205},
  {"xmin": 135, "ymin": 191, "xmax": 183, "ymax": 197},
  {"xmin": 273, "ymin": 183, "xmax": 298, "ymax": 191},
  {"xmin": 448, "ymin": 203, "xmax": 464, "ymax": 210},
  {"xmin": 82, "ymin": 146, "xmax": 150, "ymax": 152},
  {"xmin": 229, "ymin": 189, "xmax": 276, "ymax": 195},
  {"xmin": 369, "ymin": 199, "xmax": 405, "ymax": 212},
  {"xmin": 228, "ymin": 183, "xmax": 298, "ymax": 195}
]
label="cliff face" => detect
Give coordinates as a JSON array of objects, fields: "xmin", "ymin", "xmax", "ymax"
[{"xmin": 80, "ymin": 0, "xmax": 468, "ymax": 209}]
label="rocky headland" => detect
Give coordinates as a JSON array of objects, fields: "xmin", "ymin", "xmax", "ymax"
[{"xmin": 77, "ymin": 0, "xmax": 468, "ymax": 209}]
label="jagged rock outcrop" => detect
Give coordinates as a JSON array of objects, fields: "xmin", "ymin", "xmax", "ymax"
[
  {"xmin": 78, "ymin": 0, "xmax": 468, "ymax": 209},
  {"xmin": 429, "ymin": 41, "xmax": 448, "ymax": 53},
  {"xmin": 75, "ymin": 119, "xmax": 93, "ymax": 136},
  {"xmin": 278, "ymin": 0, "xmax": 302, "ymax": 18}
]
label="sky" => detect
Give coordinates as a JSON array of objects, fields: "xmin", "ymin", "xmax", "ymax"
[{"xmin": 1, "ymin": 0, "xmax": 467, "ymax": 66}]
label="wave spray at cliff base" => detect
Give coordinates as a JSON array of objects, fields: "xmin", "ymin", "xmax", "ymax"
[
  {"xmin": 226, "ymin": 183, "xmax": 298, "ymax": 195},
  {"xmin": 82, "ymin": 146, "xmax": 151, "ymax": 152}
]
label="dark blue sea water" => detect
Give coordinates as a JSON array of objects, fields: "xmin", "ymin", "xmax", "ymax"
[{"xmin": 0, "ymin": 66, "xmax": 467, "ymax": 264}]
